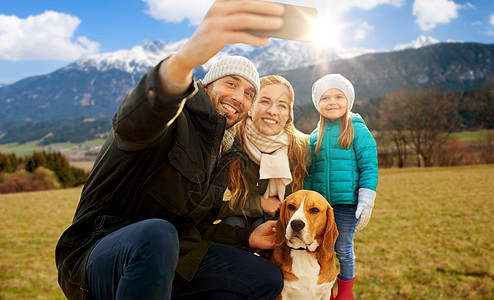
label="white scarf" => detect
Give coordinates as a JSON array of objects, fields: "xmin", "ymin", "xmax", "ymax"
[{"xmin": 243, "ymin": 118, "xmax": 292, "ymax": 201}]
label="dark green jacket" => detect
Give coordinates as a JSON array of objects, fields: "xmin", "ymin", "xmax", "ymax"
[
  {"xmin": 55, "ymin": 61, "xmax": 252, "ymax": 299},
  {"xmin": 219, "ymin": 139, "xmax": 311, "ymax": 221},
  {"xmin": 219, "ymin": 157, "xmax": 272, "ymax": 220}
]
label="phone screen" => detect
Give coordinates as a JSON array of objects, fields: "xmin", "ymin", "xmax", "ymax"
[{"xmin": 245, "ymin": 3, "xmax": 318, "ymax": 43}]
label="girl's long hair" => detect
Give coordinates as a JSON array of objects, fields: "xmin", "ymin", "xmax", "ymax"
[
  {"xmin": 228, "ymin": 75, "xmax": 309, "ymax": 210},
  {"xmin": 314, "ymin": 105, "xmax": 354, "ymax": 155}
]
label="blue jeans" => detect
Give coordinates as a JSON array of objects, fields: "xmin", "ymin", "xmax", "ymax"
[
  {"xmin": 332, "ymin": 204, "xmax": 358, "ymax": 281},
  {"xmin": 86, "ymin": 219, "xmax": 180, "ymax": 300},
  {"xmin": 86, "ymin": 218, "xmax": 283, "ymax": 299},
  {"xmin": 172, "ymin": 243, "xmax": 283, "ymax": 299}
]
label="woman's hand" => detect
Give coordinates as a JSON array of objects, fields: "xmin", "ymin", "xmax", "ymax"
[{"xmin": 261, "ymin": 196, "xmax": 281, "ymax": 217}]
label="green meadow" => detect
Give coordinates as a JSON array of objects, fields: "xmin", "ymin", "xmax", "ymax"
[
  {"xmin": 0, "ymin": 139, "xmax": 105, "ymax": 160},
  {"xmin": 1, "ymin": 165, "xmax": 493, "ymax": 299}
]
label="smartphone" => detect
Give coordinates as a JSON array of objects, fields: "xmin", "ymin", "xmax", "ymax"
[{"xmin": 245, "ymin": 2, "xmax": 318, "ymax": 43}]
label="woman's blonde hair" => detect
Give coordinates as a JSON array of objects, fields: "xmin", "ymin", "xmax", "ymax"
[
  {"xmin": 314, "ymin": 97, "xmax": 354, "ymax": 155},
  {"xmin": 228, "ymin": 75, "xmax": 309, "ymax": 210}
]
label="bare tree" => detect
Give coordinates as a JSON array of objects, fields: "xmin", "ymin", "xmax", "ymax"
[
  {"xmin": 378, "ymin": 88, "xmax": 459, "ymax": 167},
  {"xmin": 377, "ymin": 89, "xmax": 410, "ymax": 168},
  {"xmin": 463, "ymin": 80, "xmax": 494, "ymax": 129},
  {"xmin": 405, "ymin": 89, "xmax": 459, "ymax": 167}
]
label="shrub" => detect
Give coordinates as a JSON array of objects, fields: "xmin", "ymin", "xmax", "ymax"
[
  {"xmin": 436, "ymin": 137, "xmax": 467, "ymax": 166},
  {"xmin": 0, "ymin": 170, "xmax": 56, "ymax": 193},
  {"xmin": 481, "ymin": 132, "xmax": 494, "ymax": 164},
  {"xmin": 0, "ymin": 166, "xmax": 73, "ymax": 194},
  {"xmin": 32, "ymin": 167, "xmax": 62, "ymax": 189},
  {"xmin": 377, "ymin": 149, "xmax": 395, "ymax": 168}
]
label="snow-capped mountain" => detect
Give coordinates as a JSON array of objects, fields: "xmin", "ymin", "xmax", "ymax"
[
  {"xmin": 66, "ymin": 39, "xmax": 340, "ymax": 77},
  {"xmin": 394, "ymin": 35, "xmax": 440, "ymax": 51},
  {"xmin": 67, "ymin": 39, "xmax": 188, "ymax": 74}
]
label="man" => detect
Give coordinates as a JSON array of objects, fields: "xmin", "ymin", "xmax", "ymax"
[{"xmin": 55, "ymin": 1, "xmax": 286, "ymax": 299}]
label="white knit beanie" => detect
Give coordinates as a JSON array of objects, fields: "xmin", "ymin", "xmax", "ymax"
[
  {"xmin": 202, "ymin": 56, "xmax": 260, "ymax": 99},
  {"xmin": 312, "ymin": 74, "xmax": 355, "ymax": 112}
]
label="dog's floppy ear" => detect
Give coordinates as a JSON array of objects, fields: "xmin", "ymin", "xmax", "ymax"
[
  {"xmin": 321, "ymin": 205, "xmax": 338, "ymax": 253},
  {"xmin": 274, "ymin": 199, "xmax": 288, "ymax": 246}
]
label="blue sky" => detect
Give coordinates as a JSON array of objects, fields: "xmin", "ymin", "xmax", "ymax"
[{"xmin": 1, "ymin": 0, "xmax": 493, "ymax": 83}]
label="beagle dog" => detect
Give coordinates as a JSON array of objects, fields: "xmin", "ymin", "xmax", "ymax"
[{"xmin": 271, "ymin": 190, "xmax": 339, "ymax": 300}]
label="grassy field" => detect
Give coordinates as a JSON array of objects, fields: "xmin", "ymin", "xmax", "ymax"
[
  {"xmin": 449, "ymin": 130, "xmax": 493, "ymax": 142},
  {"xmin": 0, "ymin": 165, "xmax": 493, "ymax": 299},
  {"xmin": 354, "ymin": 165, "xmax": 494, "ymax": 299},
  {"xmin": 0, "ymin": 187, "xmax": 81, "ymax": 299}
]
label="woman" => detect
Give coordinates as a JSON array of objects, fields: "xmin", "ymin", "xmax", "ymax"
[{"xmin": 220, "ymin": 75, "xmax": 310, "ymax": 228}]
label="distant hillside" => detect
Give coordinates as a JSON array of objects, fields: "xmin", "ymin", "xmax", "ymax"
[
  {"xmin": 0, "ymin": 118, "xmax": 111, "ymax": 145},
  {"xmin": 280, "ymin": 42, "xmax": 494, "ymax": 104},
  {"xmin": 0, "ymin": 69, "xmax": 139, "ymax": 129}
]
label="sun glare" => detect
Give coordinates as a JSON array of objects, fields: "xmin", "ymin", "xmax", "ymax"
[{"xmin": 309, "ymin": 18, "xmax": 343, "ymax": 49}]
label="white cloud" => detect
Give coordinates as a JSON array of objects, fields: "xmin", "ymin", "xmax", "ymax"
[
  {"xmin": 0, "ymin": 11, "xmax": 99, "ymax": 61},
  {"xmin": 142, "ymin": 0, "xmax": 213, "ymax": 25},
  {"xmin": 340, "ymin": 0, "xmax": 405, "ymax": 11},
  {"xmin": 489, "ymin": 14, "xmax": 494, "ymax": 36},
  {"xmin": 354, "ymin": 22, "xmax": 374, "ymax": 41},
  {"xmin": 412, "ymin": 0, "xmax": 462, "ymax": 31}
]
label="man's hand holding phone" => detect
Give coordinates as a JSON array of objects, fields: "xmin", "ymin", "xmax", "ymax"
[
  {"xmin": 165, "ymin": 1, "xmax": 317, "ymax": 84},
  {"xmin": 244, "ymin": 2, "xmax": 318, "ymax": 43}
]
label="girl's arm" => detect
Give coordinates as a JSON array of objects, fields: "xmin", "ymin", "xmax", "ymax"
[
  {"xmin": 353, "ymin": 120, "xmax": 378, "ymax": 191},
  {"xmin": 353, "ymin": 116, "xmax": 378, "ymax": 231}
]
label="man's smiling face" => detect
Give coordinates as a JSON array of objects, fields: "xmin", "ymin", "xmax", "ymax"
[{"xmin": 205, "ymin": 75, "xmax": 256, "ymax": 128}]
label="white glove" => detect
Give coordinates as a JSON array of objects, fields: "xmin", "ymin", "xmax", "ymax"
[{"xmin": 355, "ymin": 188, "xmax": 376, "ymax": 231}]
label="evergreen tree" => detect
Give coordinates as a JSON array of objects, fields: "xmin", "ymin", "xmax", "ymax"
[{"xmin": 0, "ymin": 152, "xmax": 21, "ymax": 173}]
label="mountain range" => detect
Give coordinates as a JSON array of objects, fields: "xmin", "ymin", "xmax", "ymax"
[
  {"xmin": 0, "ymin": 39, "xmax": 340, "ymax": 129},
  {"xmin": 0, "ymin": 38, "xmax": 493, "ymax": 142},
  {"xmin": 280, "ymin": 42, "xmax": 494, "ymax": 105}
]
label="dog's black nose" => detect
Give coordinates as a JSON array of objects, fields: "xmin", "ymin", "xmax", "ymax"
[{"xmin": 290, "ymin": 220, "xmax": 305, "ymax": 232}]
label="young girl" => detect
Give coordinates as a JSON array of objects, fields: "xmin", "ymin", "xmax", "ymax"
[{"xmin": 304, "ymin": 74, "xmax": 378, "ymax": 300}]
